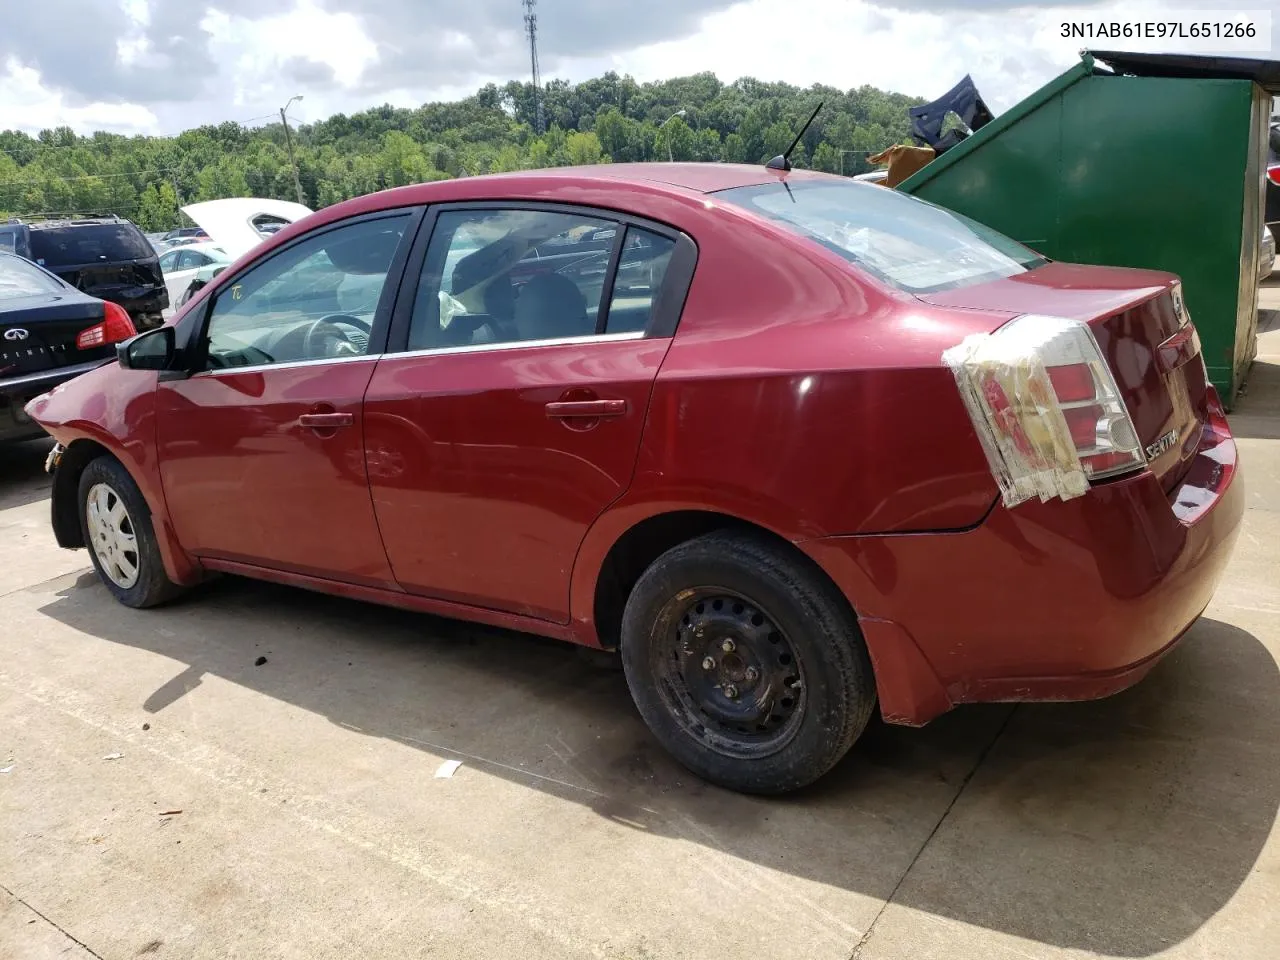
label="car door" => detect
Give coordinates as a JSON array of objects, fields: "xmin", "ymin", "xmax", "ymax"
[
  {"xmin": 363, "ymin": 204, "xmax": 696, "ymax": 622},
  {"xmin": 158, "ymin": 249, "xmax": 187, "ymax": 304},
  {"xmin": 155, "ymin": 209, "xmax": 421, "ymax": 586}
]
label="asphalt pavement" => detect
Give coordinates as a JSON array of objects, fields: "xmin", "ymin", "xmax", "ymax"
[{"xmin": 2, "ymin": 282, "xmax": 1279, "ymax": 960}]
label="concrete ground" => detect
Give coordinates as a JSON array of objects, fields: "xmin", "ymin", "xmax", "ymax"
[{"xmin": 2, "ymin": 283, "xmax": 1279, "ymax": 960}]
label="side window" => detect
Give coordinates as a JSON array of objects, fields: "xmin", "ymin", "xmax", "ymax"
[
  {"xmin": 202, "ymin": 214, "xmax": 409, "ymax": 371},
  {"xmin": 174, "ymin": 250, "xmax": 196, "ymax": 270},
  {"xmin": 188, "ymin": 251, "xmax": 214, "ymax": 267},
  {"xmin": 407, "ymin": 208, "xmax": 618, "ymax": 351},
  {"xmin": 158, "ymin": 250, "xmax": 179, "ymax": 271},
  {"xmin": 603, "ymin": 227, "xmax": 676, "ymax": 334}
]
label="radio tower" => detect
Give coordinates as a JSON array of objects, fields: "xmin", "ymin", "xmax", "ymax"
[{"xmin": 523, "ymin": 0, "xmax": 544, "ymax": 134}]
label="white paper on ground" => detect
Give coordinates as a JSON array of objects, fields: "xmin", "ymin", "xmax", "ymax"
[{"xmin": 434, "ymin": 759, "xmax": 463, "ymax": 779}]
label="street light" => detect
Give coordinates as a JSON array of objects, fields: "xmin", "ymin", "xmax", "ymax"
[
  {"xmin": 280, "ymin": 95, "xmax": 306, "ymax": 206},
  {"xmin": 659, "ymin": 109, "xmax": 687, "ymax": 163}
]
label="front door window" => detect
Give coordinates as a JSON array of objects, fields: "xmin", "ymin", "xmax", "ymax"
[{"xmin": 202, "ymin": 215, "xmax": 410, "ymax": 368}]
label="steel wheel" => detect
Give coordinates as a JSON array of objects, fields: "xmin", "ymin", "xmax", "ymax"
[
  {"xmin": 654, "ymin": 590, "xmax": 806, "ymax": 760},
  {"xmin": 85, "ymin": 482, "xmax": 140, "ymax": 589}
]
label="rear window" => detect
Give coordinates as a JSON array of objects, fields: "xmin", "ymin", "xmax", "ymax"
[
  {"xmin": 0, "ymin": 255, "xmax": 63, "ymax": 299},
  {"xmin": 717, "ymin": 180, "xmax": 1047, "ymax": 294},
  {"xmin": 30, "ymin": 223, "xmax": 153, "ymax": 267}
]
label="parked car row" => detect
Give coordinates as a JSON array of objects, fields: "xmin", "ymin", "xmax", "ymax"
[
  {"xmin": 24, "ymin": 162, "xmax": 1242, "ymax": 795},
  {"xmin": 0, "ymin": 251, "xmax": 137, "ymax": 443},
  {"xmin": 0, "ymin": 215, "xmax": 167, "ymax": 329}
]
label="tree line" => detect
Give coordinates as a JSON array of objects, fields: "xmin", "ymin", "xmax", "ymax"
[{"xmin": 0, "ymin": 72, "xmax": 923, "ymax": 231}]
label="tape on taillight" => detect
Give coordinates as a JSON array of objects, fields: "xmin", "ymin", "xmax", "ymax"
[{"xmin": 943, "ymin": 315, "xmax": 1145, "ymax": 508}]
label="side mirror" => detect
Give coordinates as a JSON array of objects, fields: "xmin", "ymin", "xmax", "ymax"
[{"xmin": 117, "ymin": 326, "xmax": 175, "ymax": 370}]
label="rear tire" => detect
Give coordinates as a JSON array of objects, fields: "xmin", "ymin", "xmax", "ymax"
[
  {"xmin": 77, "ymin": 455, "xmax": 185, "ymax": 609},
  {"xmin": 620, "ymin": 531, "xmax": 876, "ymax": 795}
]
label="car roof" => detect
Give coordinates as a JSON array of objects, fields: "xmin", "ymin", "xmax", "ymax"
[
  {"xmin": 288, "ymin": 163, "xmax": 839, "ymax": 244},
  {"xmin": 488, "ymin": 162, "xmax": 789, "ymax": 193},
  {"xmin": 26, "ymin": 216, "xmax": 130, "ymax": 230}
]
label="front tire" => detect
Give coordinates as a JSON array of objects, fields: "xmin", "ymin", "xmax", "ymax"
[
  {"xmin": 620, "ymin": 531, "xmax": 877, "ymax": 795},
  {"xmin": 77, "ymin": 455, "xmax": 184, "ymax": 609}
]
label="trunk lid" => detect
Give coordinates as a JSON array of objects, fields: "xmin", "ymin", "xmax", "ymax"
[
  {"xmin": 0, "ymin": 297, "xmax": 110, "ymax": 378},
  {"xmin": 920, "ymin": 262, "xmax": 1208, "ymax": 490}
]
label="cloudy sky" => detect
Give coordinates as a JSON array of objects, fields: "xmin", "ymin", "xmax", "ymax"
[{"xmin": 0, "ymin": 0, "xmax": 1274, "ymax": 136}]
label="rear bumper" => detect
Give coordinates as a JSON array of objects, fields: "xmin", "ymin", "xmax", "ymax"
[
  {"xmin": 802, "ymin": 389, "xmax": 1244, "ymax": 725},
  {"xmin": 88, "ymin": 287, "xmax": 168, "ymax": 328},
  {"xmin": 0, "ymin": 360, "xmax": 110, "ymax": 442}
]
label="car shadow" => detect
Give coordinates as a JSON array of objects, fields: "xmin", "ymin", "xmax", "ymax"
[
  {"xmin": 0, "ymin": 437, "xmax": 54, "ymax": 511},
  {"xmin": 37, "ymin": 573, "xmax": 1280, "ymax": 957}
]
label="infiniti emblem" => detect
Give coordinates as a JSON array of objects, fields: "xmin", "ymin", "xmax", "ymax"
[
  {"xmin": 1171, "ymin": 289, "xmax": 1183, "ymax": 320},
  {"xmin": 3, "ymin": 328, "xmax": 29, "ymax": 341}
]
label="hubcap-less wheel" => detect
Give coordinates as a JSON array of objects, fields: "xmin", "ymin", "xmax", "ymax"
[
  {"xmin": 85, "ymin": 482, "xmax": 140, "ymax": 589},
  {"xmin": 654, "ymin": 591, "xmax": 806, "ymax": 760}
]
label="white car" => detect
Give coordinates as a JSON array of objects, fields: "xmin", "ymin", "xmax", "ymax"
[
  {"xmin": 157, "ymin": 242, "xmax": 232, "ymax": 311},
  {"xmin": 180, "ymin": 197, "xmax": 313, "ymax": 260},
  {"xmin": 1262, "ymin": 224, "xmax": 1276, "ymax": 283},
  {"xmin": 162, "ymin": 198, "xmax": 315, "ymax": 314}
]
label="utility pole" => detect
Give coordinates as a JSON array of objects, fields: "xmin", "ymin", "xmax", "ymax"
[
  {"xmin": 280, "ymin": 95, "xmax": 306, "ymax": 206},
  {"xmin": 170, "ymin": 176, "xmax": 183, "ymax": 229},
  {"xmin": 523, "ymin": 0, "xmax": 544, "ymax": 134}
]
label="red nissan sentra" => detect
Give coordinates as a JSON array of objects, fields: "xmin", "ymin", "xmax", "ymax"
[{"xmin": 25, "ymin": 163, "xmax": 1243, "ymax": 794}]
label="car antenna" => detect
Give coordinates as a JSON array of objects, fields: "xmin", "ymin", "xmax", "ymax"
[{"xmin": 766, "ymin": 102, "xmax": 823, "ymax": 172}]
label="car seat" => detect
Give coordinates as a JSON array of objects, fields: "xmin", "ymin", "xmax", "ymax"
[{"xmin": 514, "ymin": 273, "xmax": 592, "ymax": 341}]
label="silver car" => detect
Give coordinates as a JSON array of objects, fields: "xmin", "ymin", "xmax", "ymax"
[{"xmin": 1262, "ymin": 224, "xmax": 1276, "ymax": 284}]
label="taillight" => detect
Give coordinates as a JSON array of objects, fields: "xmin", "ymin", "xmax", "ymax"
[
  {"xmin": 943, "ymin": 314, "xmax": 1145, "ymax": 508},
  {"xmin": 1268, "ymin": 164, "xmax": 1280, "ymax": 187},
  {"xmin": 76, "ymin": 302, "xmax": 137, "ymax": 350}
]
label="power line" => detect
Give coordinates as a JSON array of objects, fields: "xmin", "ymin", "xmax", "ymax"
[
  {"xmin": 0, "ymin": 166, "xmax": 179, "ymax": 186},
  {"xmin": 0, "ymin": 114, "xmax": 285, "ymax": 159}
]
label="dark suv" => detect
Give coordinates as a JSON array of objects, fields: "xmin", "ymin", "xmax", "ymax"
[{"xmin": 0, "ymin": 215, "xmax": 168, "ymax": 329}]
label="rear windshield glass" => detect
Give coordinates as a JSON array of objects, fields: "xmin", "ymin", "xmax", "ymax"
[
  {"xmin": 717, "ymin": 180, "xmax": 1047, "ymax": 294},
  {"xmin": 0, "ymin": 255, "xmax": 63, "ymax": 299},
  {"xmin": 30, "ymin": 223, "xmax": 153, "ymax": 267}
]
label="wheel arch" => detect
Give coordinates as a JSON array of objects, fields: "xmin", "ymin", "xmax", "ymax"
[
  {"xmin": 49, "ymin": 434, "xmax": 202, "ymax": 586},
  {"xmin": 50, "ymin": 438, "xmax": 114, "ymax": 549},
  {"xmin": 574, "ymin": 505, "xmax": 860, "ymax": 653}
]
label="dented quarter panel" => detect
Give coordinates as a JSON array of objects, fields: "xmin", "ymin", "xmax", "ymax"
[{"xmin": 24, "ymin": 363, "xmax": 202, "ymax": 584}]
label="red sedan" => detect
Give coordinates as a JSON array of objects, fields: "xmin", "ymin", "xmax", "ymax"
[{"xmin": 25, "ymin": 164, "xmax": 1243, "ymax": 794}]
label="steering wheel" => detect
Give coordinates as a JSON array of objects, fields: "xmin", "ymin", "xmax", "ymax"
[{"xmin": 301, "ymin": 314, "xmax": 372, "ymax": 359}]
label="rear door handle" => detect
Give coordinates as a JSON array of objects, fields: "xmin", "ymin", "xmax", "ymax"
[
  {"xmin": 299, "ymin": 412, "xmax": 354, "ymax": 428},
  {"xmin": 545, "ymin": 399, "xmax": 628, "ymax": 418}
]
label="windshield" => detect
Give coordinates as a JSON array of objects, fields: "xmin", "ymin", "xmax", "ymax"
[
  {"xmin": 30, "ymin": 223, "xmax": 154, "ymax": 267},
  {"xmin": 717, "ymin": 180, "xmax": 1047, "ymax": 294},
  {"xmin": 0, "ymin": 255, "xmax": 63, "ymax": 299}
]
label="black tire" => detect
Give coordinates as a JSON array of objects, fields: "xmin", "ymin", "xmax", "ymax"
[
  {"xmin": 77, "ymin": 455, "xmax": 185, "ymax": 609},
  {"xmin": 620, "ymin": 531, "xmax": 876, "ymax": 795}
]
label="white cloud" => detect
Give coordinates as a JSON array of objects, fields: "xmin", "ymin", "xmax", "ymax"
[
  {"xmin": 573, "ymin": 0, "xmax": 1275, "ymax": 111},
  {"xmin": 199, "ymin": 1, "xmax": 380, "ymax": 117},
  {"xmin": 0, "ymin": 58, "xmax": 159, "ymax": 135},
  {"xmin": 2, "ymin": 0, "xmax": 1275, "ymax": 136}
]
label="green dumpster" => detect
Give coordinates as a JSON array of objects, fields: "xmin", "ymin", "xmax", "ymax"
[{"xmin": 899, "ymin": 50, "xmax": 1280, "ymax": 408}]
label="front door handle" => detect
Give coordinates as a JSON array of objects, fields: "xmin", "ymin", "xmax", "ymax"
[
  {"xmin": 545, "ymin": 399, "xmax": 628, "ymax": 418},
  {"xmin": 299, "ymin": 412, "xmax": 354, "ymax": 429}
]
